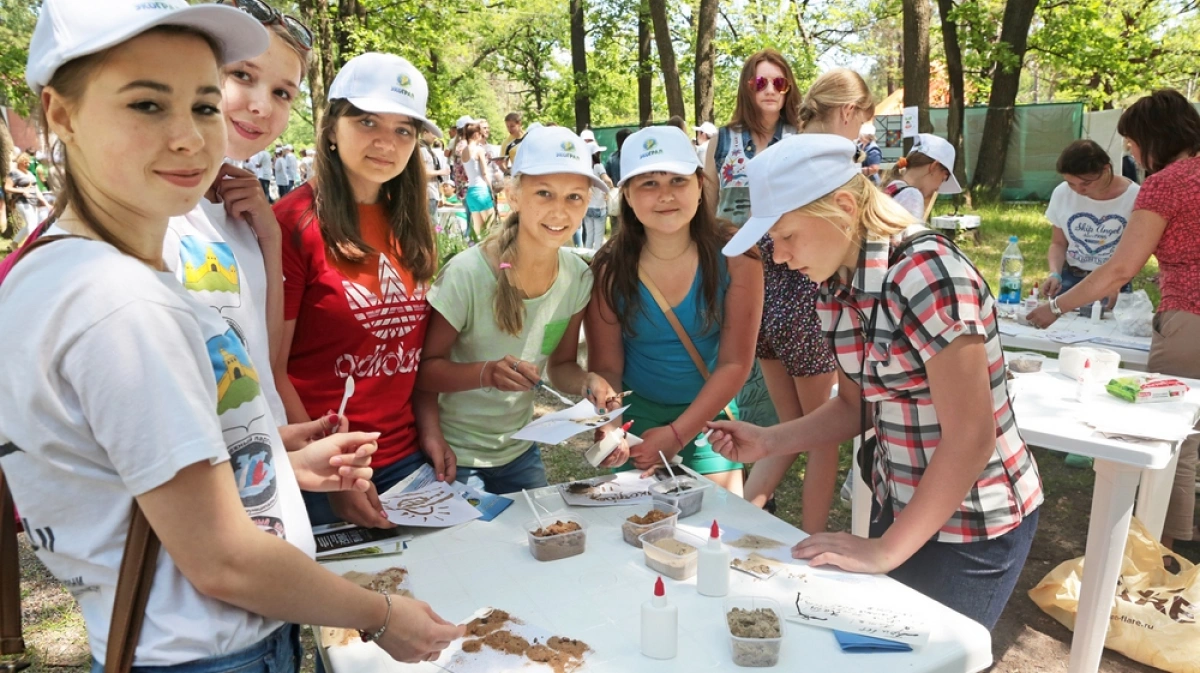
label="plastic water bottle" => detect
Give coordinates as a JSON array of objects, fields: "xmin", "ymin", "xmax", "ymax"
[{"xmin": 999, "ymin": 236, "xmax": 1023, "ymax": 306}]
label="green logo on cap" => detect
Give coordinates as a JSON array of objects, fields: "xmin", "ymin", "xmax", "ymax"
[
  {"xmin": 561, "ymin": 141, "xmax": 576, "ymax": 153},
  {"xmin": 398, "ymin": 74, "xmax": 412, "ymax": 87},
  {"xmin": 643, "ymin": 138, "xmax": 658, "ymax": 150}
]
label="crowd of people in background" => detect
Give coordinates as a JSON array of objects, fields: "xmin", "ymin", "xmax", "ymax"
[{"xmin": 1, "ymin": 1, "xmax": 1198, "ymax": 671}]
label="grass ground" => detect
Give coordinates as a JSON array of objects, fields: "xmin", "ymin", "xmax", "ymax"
[{"xmin": 3, "ymin": 204, "xmax": 1196, "ymax": 673}]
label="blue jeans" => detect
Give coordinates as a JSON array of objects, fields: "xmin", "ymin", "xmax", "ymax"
[
  {"xmin": 1061, "ymin": 265, "xmax": 1132, "ymax": 306},
  {"xmin": 92, "ymin": 623, "xmax": 299, "ymax": 673},
  {"xmin": 302, "ymin": 451, "xmax": 429, "ymax": 526},
  {"xmin": 870, "ymin": 499, "xmax": 1039, "ymax": 630},
  {"xmin": 455, "ymin": 445, "xmax": 547, "ymax": 495}
]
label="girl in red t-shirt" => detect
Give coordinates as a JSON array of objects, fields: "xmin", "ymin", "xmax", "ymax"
[{"xmin": 274, "ymin": 53, "xmax": 454, "ymax": 529}]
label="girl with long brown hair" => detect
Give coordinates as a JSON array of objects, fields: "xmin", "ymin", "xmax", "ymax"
[
  {"xmin": 589, "ymin": 126, "xmax": 763, "ymax": 491},
  {"xmin": 273, "ymin": 53, "xmax": 453, "ymax": 529},
  {"xmin": 418, "ymin": 126, "xmax": 617, "ymax": 493}
]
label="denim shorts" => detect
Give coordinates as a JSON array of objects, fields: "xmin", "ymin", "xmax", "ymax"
[
  {"xmin": 91, "ymin": 623, "xmax": 299, "ymax": 673},
  {"xmin": 455, "ymin": 445, "xmax": 547, "ymax": 495}
]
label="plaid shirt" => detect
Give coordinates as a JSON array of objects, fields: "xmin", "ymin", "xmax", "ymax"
[{"xmin": 818, "ymin": 227, "xmax": 1042, "ymax": 543}]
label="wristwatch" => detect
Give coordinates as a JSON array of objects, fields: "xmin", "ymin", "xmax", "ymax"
[{"xmin": 1048, "ymin": 296, "xmax": 1063, "ymax": 316}]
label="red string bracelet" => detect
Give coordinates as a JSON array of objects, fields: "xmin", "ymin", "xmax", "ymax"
[{"xmin": 667, "ymin": 422, "xmax": 684, "ymax": 450}]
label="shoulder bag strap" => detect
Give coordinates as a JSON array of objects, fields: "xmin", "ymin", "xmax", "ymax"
[
  {"xmin": 637, "ymin": 266, "xmax": 736, "ymax": 420},
  {"xmin": 1, "ymin": 471, "xmax": 24, "ymax": 656}
]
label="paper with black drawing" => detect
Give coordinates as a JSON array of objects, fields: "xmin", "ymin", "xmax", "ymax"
[
  {"xmin": 779, "ymin": 570, "xmax": 932, "ymax": 646},
  {"xmin": 512, "ymin": 399, "xmax": 631, "ymax": 444},
  {"xmin": 378, "ymin": 481, "xmax": 481, "ymax": 527}
]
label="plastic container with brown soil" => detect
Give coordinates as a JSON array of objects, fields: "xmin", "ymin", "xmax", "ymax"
[
  {"xmin": 526, "ymin": 515, "xmax": 587, "ymax": 562},
  {"xmin": 621, "ymin": 502, "xmax": 680, "ymax": 547},
  {"xmin": 725, "ymin": 596, "xmax": 784, "ymax": 667},
  {"xmin": 650, "ymin": 476, "xmax": 711, "ymax": 518}
]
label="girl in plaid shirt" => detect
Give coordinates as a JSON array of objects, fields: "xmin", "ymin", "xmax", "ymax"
[{"xmin": 713, "ymin": 134, "xmax": 1042, "ymax": 630}]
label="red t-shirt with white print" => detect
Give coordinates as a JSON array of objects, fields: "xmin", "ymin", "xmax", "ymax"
[{"xmin": 276, "ymin": 184, "xmax": 430, "ymax": 467}]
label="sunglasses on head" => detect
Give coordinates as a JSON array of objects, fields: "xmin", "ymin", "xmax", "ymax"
[
  {"xmin": 749, "ymin": 76, "xmax": 790, "ymax": 94},
  {"xmin": 226, "ymin": 0, "xmax": 313, "ymax": 51}
]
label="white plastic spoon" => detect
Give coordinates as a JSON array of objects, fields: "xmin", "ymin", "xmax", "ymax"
[{"xmin": 337, "ymin": 375, "xmax": 356, "ymax": 420}]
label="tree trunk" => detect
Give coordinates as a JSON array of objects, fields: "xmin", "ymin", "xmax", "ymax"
[
  {"xmin": 648, "ymin": 0, "xmax": 686, "ymax": 120},
  {"xmin": 569, "ymin": 0, "xmax": 591, "ymax": 132},
  {"xmin": 299, "ymin": 0, "xmax": 335, "ymax": 132},
  {"xmin": 638, "ymin": 0, "xmax": 653, "ymax": 125},
  {"xmin": 902, "ymin": 0, "xmax": 932, "ymax": 153},
  {"xmin": 972, "ymin": 0, "xmax": 1040, "ymax": 203},
  {"xmin": 335, "ymin": 0, "xmax": 359, "ymax": 70},
  {"xmin": 936, "ymin": 0, "xmax": 970, "ymax": 205},
  {"xmin": 694, "ymin": 0, "xmax": 718, "ymax": 125}
]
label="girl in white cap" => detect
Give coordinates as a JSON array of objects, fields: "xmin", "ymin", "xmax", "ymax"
[
  {"xmin": 0, "ymin": 1, "xmax": 460, "ymax": 668},
  {"xmin": 418, "ymin": 125, "xmax": 618, "ymax": 493},
  {"xmin": 882, "ymin": 132, "xmax": 963, "ymax": 222},
  {"xmin": 586, "ymin": 126, "xmax": 763, "ymax": 492},
  {"xmin": 272, "ymin": 53, "xmax": 455, "ymax": 530},
  {"xmin": 709, "ymin": 134, "xmax": 1042, "ymax": 630},
  {"xmin": 163, "ymin": 0, "xmax": 319, "ymax": 447}
]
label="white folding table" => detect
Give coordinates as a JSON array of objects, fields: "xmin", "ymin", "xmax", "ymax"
[
  {"xmin": 851, "ymin": 364, "xmax": 1200, "ymax": 673},
  {"xmin": 319, "ymin": 480, "xmax": 994, "ymax": 673},
  {"xmin": 998, "ymin": 312, "xmax": 1151, "ymax": 370}
]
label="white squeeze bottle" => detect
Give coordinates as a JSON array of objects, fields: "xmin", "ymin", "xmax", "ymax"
[
  {"xmin": 697, "ymin": 519, "xmax": 730, "ymax": 597},
  {"xmin": 641, "ymin": 576, "xmax": 678, "ymax": 659}
]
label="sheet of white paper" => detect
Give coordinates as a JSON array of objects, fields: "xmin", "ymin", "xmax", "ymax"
[
  {"xmin": 1046, "ymin": 331, "xmax": 1093, "ymax": 344},
  {"xmin": 379, "ymin": 482, "xmax": 482, "ymax": 527},
  {"xmin": 512, "ymin": 400, "xmax": 631, "ymax": 444},
  {"xmin": 998, "ymin": 321, "xmax": 1039, "ymax": 337},
  {"xmin": 557, "ymin": 471, "xmax": 655, "ymax": 506},
  {"xmin": 776, "ymin": 571, "xmax": 932, "ymax": 647},
  {"xmin": 431, "ymin": 607, "xmax": 592, "ymax": 673},
  {"xmin": 1088, "ymin": 336, "xmax": 1152, "ymax": 352},
  {"xmin": 1082, "ymin": 406, "xmax": 1200, "ymax": 442}
]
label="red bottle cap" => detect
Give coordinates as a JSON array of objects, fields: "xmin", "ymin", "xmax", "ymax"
[
  {"xmin": 654, "ymin": 576, "xmax": 665, "ymax": 597},
  {"xmin": 620, "ymin": 421, "xmax": 634, "ymax": 432},
  {"xmin": 710, "ymin": 520, "xmax": 720, "ymax": 539}
]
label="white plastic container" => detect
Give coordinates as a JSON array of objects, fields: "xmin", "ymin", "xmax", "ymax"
[
  {"xmin": 650, "ymin": 476, "xmax": 711, "ymax": 518},
  {"xmin": 525, "ymin": 515, "xmax": 587, "ymax": 562},
  {"xmin": 725, "ymin": 596, "xmax": 784, "ymax": 667},
  {"xmin": 641, "ymin": 577, "xmax": 678, "ymax": 659},
  {"xmin": 1060, "ymin": 346, "xmax": 1120, "ymax": 382},
  {"xmin": 639, "ymin": 526, "xmax": 703, "ymax": 581},
  {"xmin": 1006, "ymin": 352, "xmax": 1045, "ymax": 373},
  {"xmin": 697, "ymin": 520, "xmax": 730, "ymax": 597},
  {"xmin": 621, "ymin": 502, "xmax": 680, "ymax": 548}
]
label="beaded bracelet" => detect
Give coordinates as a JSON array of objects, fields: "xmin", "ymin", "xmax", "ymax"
[{"xmin": 358, "ymin": 590, "xmax": 392, "ymax": 643}]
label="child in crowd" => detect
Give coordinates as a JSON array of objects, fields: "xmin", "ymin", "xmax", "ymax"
[
  {"xmin": 418, "ymin": 126, "xmax": 617, "ymax": 494},
  {"xmin": 712, "ymin": 135, "xmax": 1042, "ymax": 630},
  {"xmin": 275, "ymin": 53, "xmax": 455, "ymax": 528},
  {"xmin": 0, "ymin": 0, "xmax": 459, "ymax": 666},
  {"xmin": 882, "ymin": 133, "xmax": 962, "ymax": 223},
  {"xmin": 587, "ymin": 126, "xmax": 763, "ymax": 494}
]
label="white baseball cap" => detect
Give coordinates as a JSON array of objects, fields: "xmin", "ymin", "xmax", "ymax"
[
  {"xmin": 585, "ymin": 140, "xmax": 607, "ymax": 155},
  {"xmin": 579, "ymin": 129, "xmax": 596, "ymax": 142},
  {"xmin": 695, "ymin": 122, "xmax": 718, "ymax": 136},
  {"xmin": 909, "ymin": 133, "xmax": 962, "ymax": 194},
  {"xmin": 456, "ymin": 115, "xmax": 476, "ymax": 129},
  {"xmin": 859, "ymin": 122, "xmax": 877, "ymax": 138},
  {"xmin": 26, "ymin": 0, "xmax": 268, "ymax": 93},
  {"xmin": 618, "ymin": 126, "xmax": 703, "ymax": 187},
  {"xmin": 723, "ymin": 134, "xmax": 861, "ymax": 257},
  {"xmin": 511, "ymin": 126, "xmax": 609, "ymax": 193},
  {"xmin": 329, "ymin": 52, "xmax": 442, "ymax": 137}
]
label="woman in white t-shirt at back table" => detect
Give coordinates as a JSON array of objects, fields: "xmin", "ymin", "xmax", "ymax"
[
  {"xmin": 882, "ymin": 132, "xmax": 962, "ymax": 223},
  {"xmin": 0, "ymin": 1, "xmax": 461, "ymax": 670},
  {"xmin": 1041, "ymin": 139, "xmax": 1139, "ymax": 308}
]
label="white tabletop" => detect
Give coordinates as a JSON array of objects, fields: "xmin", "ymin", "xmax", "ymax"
[
  {"xmin": 318, "ymin": 480, "xmax": 993, "ymax": 673},
  {"xmin": 999, "ymin": 312, "xmax": 1151, "ymax": 369},
  {"xmin": 1008, "ymin": 364, "xmax": 1200, "ymax": 469}
]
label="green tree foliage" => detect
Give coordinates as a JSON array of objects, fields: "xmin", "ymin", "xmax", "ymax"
[{"xmin": 0, "ymin": 0, "xmax": 38, "ymax": 114}]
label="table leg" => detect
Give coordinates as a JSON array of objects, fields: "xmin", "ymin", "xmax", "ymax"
[
  {"xmin": 1135, "ymin": 444, "xmax": 1180, "ymax": 541},
  {"xmin": 850, "ymin": 438, "xmax": 871, "ymax": 538},
  {"xmin": 1067, "ymin": 459, "xmax": 1141, "ymax": 673}
]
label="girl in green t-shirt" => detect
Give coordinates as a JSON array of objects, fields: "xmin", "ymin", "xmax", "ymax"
[{"xmin": 418, "ymin": 126, "xmax": 619, "ymax": 494}]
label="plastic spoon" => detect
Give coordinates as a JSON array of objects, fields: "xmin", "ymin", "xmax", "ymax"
[
  {"xmin": 694, "ymin": 428, "xmax": 714, "ymax": 447},
  {"xmin": 535, "ymin": 380, "xmax": 576, "ymax": 407},
  {"xmin": 336, "ymin": 375, "xmax": 356, "ymax": 420},
  {"xmin": 658, "ymin": 451, "xmax": 678, "ymax": 482},
  {"xmin": 522, "ymin": 489, "xmax": 546, "ymax": 531}
]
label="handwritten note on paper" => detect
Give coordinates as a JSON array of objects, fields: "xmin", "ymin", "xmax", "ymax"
[
  {"xmin": 558, "ymin": 471, "xmax": 655, "ymax": 506},
  {"xmin": 378, "ymin": 482, "xmax": 482, "ymax": 528},
  {"xmin": 781, "ymin": 572, "xmax": 932, "ymax": 647},
  {"xmin": 512, "ymin": 399, "xmax": 631, "ymax": 445}
]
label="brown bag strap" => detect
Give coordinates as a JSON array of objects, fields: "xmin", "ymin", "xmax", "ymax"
[
  {"xmin": 1, "ymin": 471, "xmax": 25, "ymax": 656},
  {"xmin": 637, "ymin": 267, "xmax": 736, "ymax": 421},
  {"xmin": 0, "ymin": 469, "xmax": 159, "ymax": 672}
]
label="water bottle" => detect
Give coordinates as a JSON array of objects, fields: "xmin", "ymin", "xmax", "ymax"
[{"xmin": 998, "ymin": 236, "xmax": 1023, "ymax": 306}]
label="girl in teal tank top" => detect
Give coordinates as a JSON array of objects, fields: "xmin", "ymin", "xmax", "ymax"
[{"xmin": 586, "ymin": 126, "xmax": 763, "ymax": 495}]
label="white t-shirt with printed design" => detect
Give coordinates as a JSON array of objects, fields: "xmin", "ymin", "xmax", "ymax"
[
  {"xmin": 164, "ymin": 199, "xmax": 287, "ymax": 425},
  {"xmin": 1045, "ymin": 181, "xmax": 1140, "ymax": 271},
  {"xmin": 0, "ymin": 231, "xmax": 312, "ymax": 666}
]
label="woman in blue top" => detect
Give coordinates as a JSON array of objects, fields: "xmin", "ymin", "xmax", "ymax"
[{"xmin": 587, "ymin": 127, "xmax": 763, "ymax": 493}]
